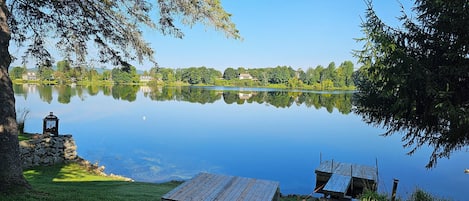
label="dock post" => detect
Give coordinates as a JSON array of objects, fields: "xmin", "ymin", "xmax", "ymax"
[
  {"xmin": 375, "ymin": 158, "xmax": 379, "ymax": 191},
  {"xmin": 391, "ymin": 178, "xmax": 399, "ymax": 201},
  {"xmin": 350, "ymin": 164, "xmax": 353, "ymax": 193}
]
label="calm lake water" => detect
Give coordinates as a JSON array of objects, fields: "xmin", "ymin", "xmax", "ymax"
[{"xmin": 14, "ymin": 84, "xmax": 467, "ymax": 200}]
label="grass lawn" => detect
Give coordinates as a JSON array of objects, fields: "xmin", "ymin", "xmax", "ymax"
[
  {"xmin": 2, "ymin": 163, "xmax": 181, "ymax": 201},
  {"xmin": 2, "ymin": 162, "xmax": 315, "ymax": 201},
  {"xmin": 18, "ymin": 133, "xmax": 36, "ymax": 141}
]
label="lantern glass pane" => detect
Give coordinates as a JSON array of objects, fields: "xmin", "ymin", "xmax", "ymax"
[{"xmin": 46, "ymin": 120, "xmax": 56, "ymax": 129}]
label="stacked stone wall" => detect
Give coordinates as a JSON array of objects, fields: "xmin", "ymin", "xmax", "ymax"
[{"xmin": 19, "ymin": 135, "xmax": 77, "ymax": 169}]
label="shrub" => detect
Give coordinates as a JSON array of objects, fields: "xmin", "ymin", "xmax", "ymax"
[
  {"xmin": 359, "ymin": 189, "xmax": 387, "ymax": 201},
  {"xmin": 16, "ymin": 108, "xmax": 30, "ymax": 134},
  {"xmin": 408, "ymin": 188, "xmax": 451, "ymax": 201}
]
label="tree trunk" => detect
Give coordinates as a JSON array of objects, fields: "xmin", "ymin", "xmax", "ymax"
[{"xmin": 0, "ymin": 0, "xmax": 31, "ymax": 193}]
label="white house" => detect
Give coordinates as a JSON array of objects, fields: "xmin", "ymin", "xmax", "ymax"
[
  {"xmin": 239, "ymin": 73, "xmax": 253, "ymax": 80},
  {"xmin": 22, "ymin": 72, "xmax": 38, "ymax": 81},
  {"xmin": 139, "ymin": 75, "xmax": 153, "ymax": 82}
]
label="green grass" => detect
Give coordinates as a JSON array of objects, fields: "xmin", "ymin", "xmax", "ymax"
[
  {"xmin": 2, "ymin": 163, "xmax": 181, "ymax": 201},
  {"xmin": 279, "ymin": 195, "xmax": 317, "ymax": 201},
  {"xmin": 18, "ymin": 133, "xmax": 36, "ymax": 141}
]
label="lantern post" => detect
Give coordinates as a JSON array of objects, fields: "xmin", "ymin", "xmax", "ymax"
[{"xmin": 43, "ymin": 112, "xmax": 59, "ymax": 136}]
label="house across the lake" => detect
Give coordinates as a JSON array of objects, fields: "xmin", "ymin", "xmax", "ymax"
[
  {"xmin": 239, "ymin": 73, "xmax": 253, "ymax": 80},
  {"xmin": 22, "ymin": 72, "xmax": 38, "ymax": 81},
  {"xmin": 314, "ymin": 160, "xmax": 378, "ymax": 199},
  {"xmin": 239, "ymin": 92, "xmax": 253, "ymax": 100},
  {"xmin": 139, "ymin": 75, "xmax": 153, "ymax": 82}
]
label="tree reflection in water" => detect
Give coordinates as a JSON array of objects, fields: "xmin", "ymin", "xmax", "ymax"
[
  {"xmin": 13, "ymin": 84, "xmax": 354, "ymax": 114},
  {"xmin": 353, "ymin": 90, "xmax": 469, "ymax": 168}
]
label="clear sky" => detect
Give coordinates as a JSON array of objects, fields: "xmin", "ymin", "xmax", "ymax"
[
  {"xmin": 140, "ymin": 0, "xmax": 414, "ymax": 71},
  {"xmin": 10, "ymin": 0, "xmax": 415, "ymax": 72}
]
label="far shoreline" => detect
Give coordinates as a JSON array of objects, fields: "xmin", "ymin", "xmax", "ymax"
[{"xmin": 12, "ymin": 79, "xmax": 357, "ymax": 92}]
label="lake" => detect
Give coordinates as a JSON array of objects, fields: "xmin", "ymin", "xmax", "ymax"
[{"xmin": 13, "ymin": 84, "xmax": 467, "ymax": 200}]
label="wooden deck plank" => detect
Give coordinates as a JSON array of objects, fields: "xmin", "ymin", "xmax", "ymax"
[
  {"xmin": 254, "ymin": 181, "xmax": 269, "ymax": 201},
  {"xmin": 323, "ymin": 174, "xmax": 352, "ymax": 194},
  {"xmin": 161, "ymin": 173, "xmax": 279, "ymax": 201},
  {"xmin": 181, "ymin": 173, "xmax": 218, "ymax": 200},
  {"xmin": 243, "ymin": 179, "xmax": 279, "ymax": 201},
  {"xmin": 253, "ymin": 180, "xmax": 269, "ymax": 200},
  {"xmin": 249, "ymin": 180, "xmax": 269, "ymax": 201},
  {"xmin": 351, "ymin": 164, "xmax": 377, "ymax": 180},
  {"xmin": 181, "ymin": 173, "xmax": 212, "ymax": 199},
  {"xmin": 162, "ymin": 173, "xmax": 225, "ymax": 201},
  {"xmin": 216, "ymin": 177, "xmax": 250, "ymax": 200},
  {"xmin": 266, "ymin": 181, "xmax": 280, "ymax": 201},
  {"xmin": 199, "ymin": 174, "xmax": 231, "ymax": 201},
  {"xmin": 255, "ymin": 180, "xmax": 275, "ymax": 201},
  {"xmin": 161, "ymin": 173, "xmax": 206, "ymax": 199},
  {"xmin": 315, "ymin": 160, "xmax": 377, "ymax": 181},
  {"xmin": 201, "ymin": 174, "xmax": 236, "ymax": 201},
  {"xmin": 236, "ymin": 178, "xmax": 257, "ymax": 201}
]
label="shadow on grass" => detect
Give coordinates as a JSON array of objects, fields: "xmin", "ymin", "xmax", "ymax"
[{"xmin": 12, "ymin": 163, "xmax": 182, "ymax": 201}]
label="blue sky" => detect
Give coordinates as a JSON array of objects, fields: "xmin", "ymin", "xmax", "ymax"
[
  {"xmin": 141, "ymin": 0, "xmax": 414, "ymax": 71},
  {"xmin": 10, "ymin": 0, "xmax": 414, "ymax": 72}
]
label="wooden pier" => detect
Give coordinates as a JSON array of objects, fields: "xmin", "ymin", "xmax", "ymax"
[
  {"xmin": 314, "ymin": 160, "xmax": 378, "ymax": 199},
  {"xmin": 162, "ymin": 173, "xmax": 280, "ymax": 201}
]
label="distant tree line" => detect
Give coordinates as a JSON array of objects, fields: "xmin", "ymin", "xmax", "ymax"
[
  {"xmin": 10, "ymin": 59, "xmax": 355, "ymax": 90},
  {"xmin": 146, "ymin": 66, "xmax": 221, "ymax": 85},
  {"xmin": 9, "ymin": 59, "xmax": 138, "ymax": 84},
  {"xmin": 220, "ymin": 61, "xmax": 355, "ymax": 90},
  {"xmin": 147, "ymin": 61, "xmax": 355, "ymax": 90}
]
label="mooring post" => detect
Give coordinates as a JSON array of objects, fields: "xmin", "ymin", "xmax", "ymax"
[
  {"xmin": 350, "ymin": 164, "xmax": 353, "ymax": 192},
  {"xmin": 391, "ymin": 178, "xmax": 399, "ymax": 201},
  {"xmin": 375, "ymin": 158, "xmax": 379, "ymax": 186}
]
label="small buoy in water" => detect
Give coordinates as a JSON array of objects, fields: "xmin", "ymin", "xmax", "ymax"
[{"xmin": 464, "ymin": 169, "xmax": 469, "ymax": 174}]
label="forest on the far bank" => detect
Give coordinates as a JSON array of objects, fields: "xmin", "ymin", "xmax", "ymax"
[{"xmin": 10, "ymin": 60, "xmax": 356, "ymax": 90}]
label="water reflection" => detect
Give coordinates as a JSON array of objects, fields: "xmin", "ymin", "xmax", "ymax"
[
  {"xmin": 353, "ymin": 89, "xmax": 469, "ymax": 168},
  {"xmin": 13, "ymin": 83, "xmax": 467, "ymax": 199},
  {"xmin": 14, "ymin": 84, "xmax": 354, "ymax": 114}
]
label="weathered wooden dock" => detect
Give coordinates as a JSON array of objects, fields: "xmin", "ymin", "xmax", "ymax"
[
  {"xmin": 314, "ymin": 160, "xmax": 378, "ymax": 199},
  {"xmin": 161, "ymin": 172, "xmax": 280, "ymax": 201}
]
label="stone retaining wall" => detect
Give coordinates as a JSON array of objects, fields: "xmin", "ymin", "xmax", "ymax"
[{"xmin": 19, "ymin": 134, "xmax": 78, "ymax": 169}]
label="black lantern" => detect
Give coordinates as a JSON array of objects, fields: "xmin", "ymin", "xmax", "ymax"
[{"xmin": 43, "ymin": 112, "xmax": 59, "ymax": 136}]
